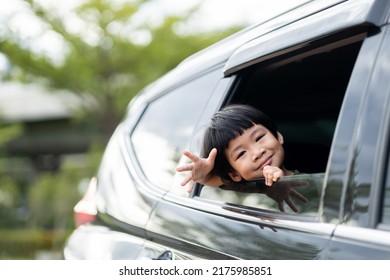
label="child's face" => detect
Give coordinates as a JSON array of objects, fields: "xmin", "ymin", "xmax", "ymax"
[{"xmin": 224, "ymin": 124, "xmax": 285, "ymax": 182}]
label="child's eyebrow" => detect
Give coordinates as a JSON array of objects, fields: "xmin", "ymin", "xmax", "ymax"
[
  {"xmin": 250, "ymin": 128, "xmax": 261, "ymax": 137},
  {"xmin": 249, "ymin": 126, "xmax": 265, "ymax": 138}
]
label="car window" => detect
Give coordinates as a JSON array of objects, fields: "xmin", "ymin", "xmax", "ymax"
[
  {"xmin": 382, "ymin": 147, "xmax": 390, "ymax": 226},
  {"xmin": 131, "ymin": 69, "xmax": 221, "ymax": 191},
  {"xmin": 198, "ymin": 34, "xmax": 364, "ymax": 215},
  {"xmin": 201, "ymin": 173, "xmax": 324, "ymax": 215}
]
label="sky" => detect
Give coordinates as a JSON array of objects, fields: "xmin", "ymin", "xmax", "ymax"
[
  {"xmin": 0, "ymin": 0, "xmax": 309, "ymax": 70},
  {"xmin": 142, "ymin": 0, "xmax": 310, "ymax": 30},
  {"xmin": 0, "ymin": 1, "xmax": 310, "ymax": 23}
]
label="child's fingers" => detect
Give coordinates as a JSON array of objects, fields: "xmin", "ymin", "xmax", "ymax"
[
  {"xmin": 183, "ymin": 150, "xmax": 199, "ymax": 162},
  {"xmin": 186, "ymin": 181, "xmax": 195, "ymax": 193},
  {"xmin": 208, "ymin": 148, "xmax": 217, "ymax": 160},
  {"xmin": 272, "ymin": 170, "xmax": 284, "ymax": 182},
  {"xmin": 266, "ymin": 173, "xmax": 273, "ymax": 186},
  {"xmin": 263, "ymin": 165, "xmax": 273, "ymax": 186},
  {"xmin": 180, "ymin": 174, "xmax": 192, "ymax": 186},
  {"xmin": 264, "ymin": 166, "xmax": 283, "ymax": 186},
  {"xmin": 176, "ymin": 164, "xmax": 193, "ymax": 172}
]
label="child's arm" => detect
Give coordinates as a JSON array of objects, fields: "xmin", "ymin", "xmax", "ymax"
[
  {"xmin": 221, "ymin": 179, "xmax": 308, "ymax": 213},
  {"xmin": 176, "ymin": 148, "xmax": 222, "ymax": 192}
]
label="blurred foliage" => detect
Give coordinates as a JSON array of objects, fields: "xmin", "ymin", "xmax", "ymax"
[
  {"xmin": 0, "ymin": 142, "xmax": 103, "ymax": 259},
  {"xmin": 27, "ymin": 142, "xmax": 103, "ymax": 230},
  {"xmin": 0, "ymin": 229, "xmax": 69, "ymax": 259},
  {"xmin": 28, "ymin": 165, "xmax": 82, "ymax": 230},
  {"xmin": 0, "ymin": 0, "xmax": 241, "ymax": 141},
  {"xmin": 0, "ymin": 124, "xmax": 26, "ymax": 228},
  {"xmin": 0, "ymin": 0, "xmax": 243, "ymax": 258},
  {"xmin": 0, "ymin": 174, "xmax": 22, "ymax": 227},
  {"xmin": 0, "ymin": 124, "xmax": 23, "ymax": 147}
]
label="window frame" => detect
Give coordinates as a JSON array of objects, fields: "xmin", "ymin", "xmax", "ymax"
[{"xmin": 193, "ymin": 31, "xmax": 368, "ymax": 217}]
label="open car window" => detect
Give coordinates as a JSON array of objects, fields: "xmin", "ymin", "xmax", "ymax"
[{"xmin": 196, "ymin": 29, "xmax": 366, "ymax": 215}]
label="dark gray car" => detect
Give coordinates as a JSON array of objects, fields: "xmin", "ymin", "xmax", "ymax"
[{"xmin": 64, "ymin": 0, "xmax": 390, "ymax": 260}]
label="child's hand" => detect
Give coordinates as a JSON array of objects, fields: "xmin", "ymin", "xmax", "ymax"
[
  {"xmin": 263, "ymin": 165, "xmax": 284, "ymax": 186},
  {"xmin": 264, "ymin": 179, "xmax": 309, "ymax": 212},
  {"xmin": 176, "ymin": 148, "xmax": 217, "ymax": 192}
]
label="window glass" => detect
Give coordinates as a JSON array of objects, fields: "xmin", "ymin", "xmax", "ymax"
[
  {"xmin": 382, "ymin": 152, "xmax": 390, "ymax": 225},
  {"xmin": 201, "ymin": 173, "xmax": 324, "ymax": 215},
  {"xmin": 131, "ymin": 69, "xmax": 221, "ymax": 190}
]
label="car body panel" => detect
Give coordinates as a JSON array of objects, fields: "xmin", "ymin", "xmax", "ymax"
[
  {"xmin": 328, "ymin": 225, "xmax": 390, "ymax": 259},
  {"xmin": 146, "ymin": 194, "xmax": 335, "ymax": 260},
  {"xmin": 95, "ymin": 126, "xmax": 162, "ymax": 226},
  {"xmin": 63, "ymin": 224, "xmax": 145, "ymax": 260}
]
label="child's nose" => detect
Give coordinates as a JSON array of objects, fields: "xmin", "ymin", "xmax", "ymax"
[{"xmin": 252, "ymin": 146, "xmax": 265, "ymax": 160}]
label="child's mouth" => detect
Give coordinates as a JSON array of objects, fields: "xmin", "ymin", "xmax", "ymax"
[{"xmin": 258, "ymin": 156, "xmax": 272, "ymax": 170}]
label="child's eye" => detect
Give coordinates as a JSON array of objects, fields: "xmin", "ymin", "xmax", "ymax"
[
  {"xmin": 236, "ymin": 151, "xmax": 246, "ymax": 160},
  {"xmin": 255, "ymin": 134, "xmax": 264, "ymax": 142}
]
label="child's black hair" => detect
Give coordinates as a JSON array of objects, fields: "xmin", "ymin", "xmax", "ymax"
[{"xmin": 201, "ymin": 104, "xmax": 278, "ymax": 181}]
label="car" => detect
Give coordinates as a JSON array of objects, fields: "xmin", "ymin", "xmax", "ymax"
[{"xmin": 63, "ymin": 0, "xmax": 390, "ymax": 260}]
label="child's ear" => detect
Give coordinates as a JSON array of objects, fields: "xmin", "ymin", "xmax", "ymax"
[
  {"xmin": 277, "ymin": 131, "xmax": 284, "ymax": 145},
  {"xmin": 228, "ymin": 171, "xmax": 242, "ymax": 182}
]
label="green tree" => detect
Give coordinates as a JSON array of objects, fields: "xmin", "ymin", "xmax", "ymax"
[
  {"xmin": 0, "ymin": 0, "xmax": 241, "ymax": 143},
  {"xmin": 28, "ymin": 167, "xmax": 80, "ymax": 230},
  {"xmin": 0, "ymin": 1, "xmax": 242, "ymax": 256},
  {"xmin": 27, "ymin": 140, "xmax": 104, "ymax": 231},
  {"xmin": 0, "ymin": 175, "xmax": 22, "ymax": 227},
  {"xmin": 0, "ymin": 124, "xmax": 23, "ymax": 148},
  {"xmin": 0, "ymin": 124, "xmax": 24, "ymax": 227}
]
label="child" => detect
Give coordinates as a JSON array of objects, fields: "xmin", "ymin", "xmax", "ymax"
[{"xmin": 176, "ymin": 104, "xmax": 307, "ymax": 212}]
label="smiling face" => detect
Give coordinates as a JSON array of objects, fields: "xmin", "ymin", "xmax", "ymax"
[{"xmin": 225, "ymin": 124, "xmax": 285, "ymax": 182}]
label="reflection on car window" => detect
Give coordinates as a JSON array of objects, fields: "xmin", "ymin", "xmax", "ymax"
[
  {"xmin": 200, "ymin": 173, "xmax": 324, "ymax": 215},
  {"xmin": 131, "ymin": 69, "xmax": 221, "ymax": 190},
  {"xmin": 382, "ymin": 154, "xmax": 390, "ymax": 225}
]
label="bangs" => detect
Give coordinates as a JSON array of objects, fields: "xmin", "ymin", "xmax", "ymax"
[{"xmin": 209, "ymin": 117, "xmax": 254, "ymax": 151}]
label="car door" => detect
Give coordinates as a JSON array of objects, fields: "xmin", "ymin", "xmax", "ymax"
[
  {"xmin": 150, "ymin": 177, "xmax": 335, "ymax": 259},
  {"xmin": 147, "ymin": 72, "xmax": 337, "ymax": 259}
]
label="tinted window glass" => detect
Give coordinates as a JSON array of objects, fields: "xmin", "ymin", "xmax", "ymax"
[
  {"xmin": 201, "ymin": 173, "xmax": 323, "ymax": 215},
  {"xmin": 382, "ymin": 153, "xmax": 390, "ymax": 225},
  {"xmin": 131, "ymin": 69, "xmax": 221, "ymax": 190}
]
